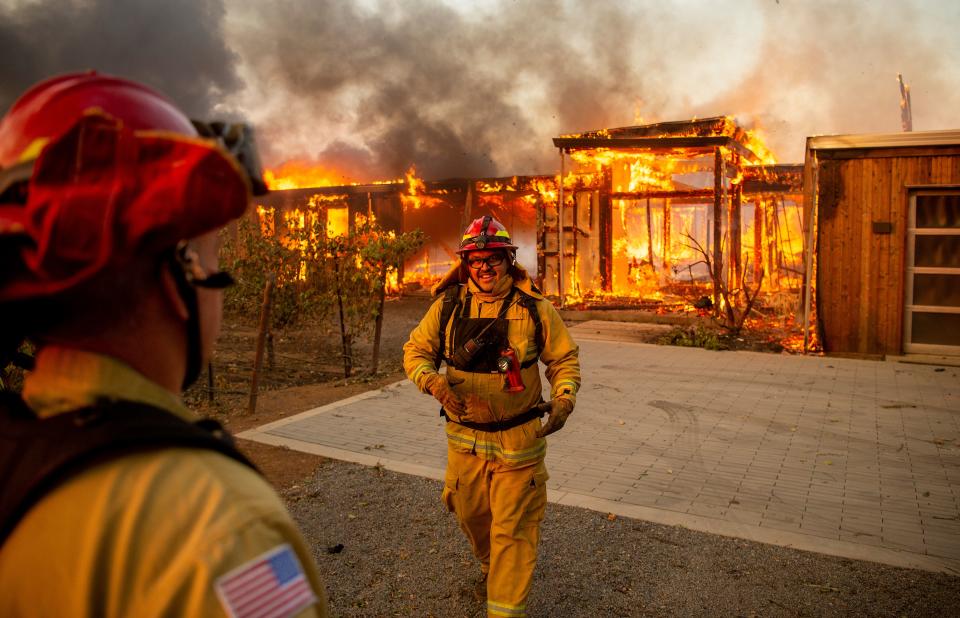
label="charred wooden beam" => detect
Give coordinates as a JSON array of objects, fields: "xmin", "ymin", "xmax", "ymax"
[
  {"xmin": 600, "ymin": 167, "xmax": 613, "ymax": 291},
  {"xmin": 730, "ymin": 152, "xmax": 743, "ymax": 285},
  {"xmin": 764, "ymin": 196, "xmax": 777, "ymax": 290},
  {"xmin": 663, "ymin": 199, "xmax": 672, "ymax": 272},
  {"xmin": 645, "ymin": 198, "xmax": 654, "ymax": 268},
  {"xmin": 552, "ymin": 136, "xmax": 760, "ymax": 162},
  {"xmin": 742, "ymin": 164, "xmax": 803, "ymax": 193},
  {"xmin": 712, "ymin": 147, "xmax": 724, "ymax": 307},
  {"xmin": 610, "ymin": 189, "xmax": 715, "ymax": 200},
  {"xmin": 574, "ymin": 116, "xmax": 732, "ymax": 139},
  {"xmin": 753, "ymin": 199, "xmax": 763, "ymax": 285}
]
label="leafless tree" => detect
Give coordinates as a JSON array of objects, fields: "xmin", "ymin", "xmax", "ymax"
[{"xmin": 682, "ymin": 233, "xmax": 764, "ymax": 335}]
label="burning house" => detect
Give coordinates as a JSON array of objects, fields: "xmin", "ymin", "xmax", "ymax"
[
  {"xmin": 550, "ymin": 117, "xmax": 805, "ymax": 307},
  {"xmin": 256, "ymin": 117, "xmax": 806, "ymax": 322}
]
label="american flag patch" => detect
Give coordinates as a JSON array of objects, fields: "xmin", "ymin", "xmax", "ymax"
[{"xmin": 215, "ymin": 544, "xmax": 317, "ymax": 618}]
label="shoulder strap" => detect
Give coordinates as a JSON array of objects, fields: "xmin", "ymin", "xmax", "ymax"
[
  {"xmin": 517, "ymin": 289, "xmax": 544, "ymax": 360},
  {"xmin": 497, "ymin": 287, "xmax": 517, "ymax": 320},
  {"xmin": 0, "ymin": 393, "xmax": 258, "ymax": 547},
  {"xmin": 435, "ymin": 284, "xmax": 462, "ymax": 369}
]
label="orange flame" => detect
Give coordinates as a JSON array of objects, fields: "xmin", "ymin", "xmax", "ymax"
[
  {"xmin": 400, "ymin": 165, "xmax": 445, "ymax": 210},
  {"xmin": 264, "ymin": 160, "xmax": 357, "ymax": 190},
  {"xmin": 743, "ymin": 127, "xmax": 777, "ymax": 165}
]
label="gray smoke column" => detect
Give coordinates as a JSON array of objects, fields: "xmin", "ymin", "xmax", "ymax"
[{"xmin": 0, "ymin": 0, "xmax": 240, "ymax": 120}]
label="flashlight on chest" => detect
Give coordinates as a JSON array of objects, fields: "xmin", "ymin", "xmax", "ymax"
[{"xmin": 497, "ymin": 347, "xmax": 525, "ymax": 393}]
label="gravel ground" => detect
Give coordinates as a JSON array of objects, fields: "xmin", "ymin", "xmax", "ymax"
[{"xmin": 284, "ymin": 459, "xmax": 960, "ymax": 617}]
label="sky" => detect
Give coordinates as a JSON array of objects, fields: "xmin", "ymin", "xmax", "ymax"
[{"xmin": 1, "ymin": 0, "xmax": 958, "ymax": 182}]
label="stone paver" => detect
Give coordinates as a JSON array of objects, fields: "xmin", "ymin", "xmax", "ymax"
[{"xmin": 240, "ymin": 321, "xmax": 960, "ymax": 574}]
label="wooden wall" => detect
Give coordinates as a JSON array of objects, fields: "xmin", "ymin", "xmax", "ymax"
[{"xmin": 815, "ymin": 148, "xmax": 960, "ymax": 356}]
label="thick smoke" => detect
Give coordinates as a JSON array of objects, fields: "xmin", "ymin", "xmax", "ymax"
[
  {"xmin": 696, "ymin": 0, "xmax": 960, "ymax": 162},
  {"xmin": 3, "ymin": 0, "xmax": 958, "ymax": 180},
  {"xmin": 226, "ymin": 0, "xmax": 960, "ymax": 179},
  {"xmin": 0, "ymin": 0, "xmax": 240, "ymax": 120},
  {"xmin": 224, "ymin": 0, "xmax": 667, "ymax": 180}
]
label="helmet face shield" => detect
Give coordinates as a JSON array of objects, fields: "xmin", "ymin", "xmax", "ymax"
[
  {"xmin": 0, "ymin": 72, "xmax": 261, "ymax": 303},
  {"xmin": 0, "ymin": 110, "xmax": 249, "ymax": 302}
]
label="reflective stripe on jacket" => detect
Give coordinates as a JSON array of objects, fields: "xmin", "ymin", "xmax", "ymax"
[{"xmin": 403, "ymin": 272, "xmax": 580, "ymax": 467}]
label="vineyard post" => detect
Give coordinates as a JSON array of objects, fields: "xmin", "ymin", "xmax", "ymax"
[
  {"xmin": 332, "ymin": 251, "xmax": 352, "ymax": 378},
  {"xmin": 371, "ymin": 260, "xmax": 387, "ymax": 374},
  {"xmin": 248, "ymin": 273, "xmax": 276, "ymax": 415},
  {"xmin": 207, "ymin": 362, "xmax": 215, "ymax": 403}
]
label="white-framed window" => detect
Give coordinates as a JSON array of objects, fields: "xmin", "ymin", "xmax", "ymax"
[{"xmin": 904, "ymin": 190, "xmax": 960, "ymax": 354}]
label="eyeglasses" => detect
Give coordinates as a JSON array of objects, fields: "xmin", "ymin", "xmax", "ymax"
[{"xmin": 466, "ymin": 254, "xmax": 506, "ymax": 269}]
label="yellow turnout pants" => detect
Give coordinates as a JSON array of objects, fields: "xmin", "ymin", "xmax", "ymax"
[{"xmin": 443, "ymin": 447, "xmax": 549, "ymax": 617}]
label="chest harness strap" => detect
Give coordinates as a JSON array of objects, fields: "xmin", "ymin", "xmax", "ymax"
[{"xmin": 435, "ymin": 285, "xmax": 544, "ymax": 370}]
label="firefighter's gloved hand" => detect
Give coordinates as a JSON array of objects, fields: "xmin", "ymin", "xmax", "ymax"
[
  {"xmin": 536, "ymin": 398, "xmax": 574, "ymax": 438},
  {"xmin": 424, "ymin": 373, "xmax": 466, "ymax": 416}
]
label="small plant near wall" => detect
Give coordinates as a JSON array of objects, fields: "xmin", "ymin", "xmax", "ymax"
[{"xmin": 658, "ymin": 324, "xmax": 727, "ymax": 351}]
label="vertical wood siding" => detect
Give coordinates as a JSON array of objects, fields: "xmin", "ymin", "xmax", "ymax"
[{"xmin": 817, "ymin": 152, "xmax": 960, "ymax": 355}]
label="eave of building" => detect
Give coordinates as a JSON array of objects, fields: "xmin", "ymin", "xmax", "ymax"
[{"xmin": 807, "ymin": 129, "xmax": 960, "ymax": 151}]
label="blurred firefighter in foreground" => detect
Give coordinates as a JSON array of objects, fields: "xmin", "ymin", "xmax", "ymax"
[
  {"xmin": 403, "ymin": 216, "xmax": 580, "ymax": 617},
  {"xmin": 0, "ymin": 73, "xmax": 328, "ymax": 617}
]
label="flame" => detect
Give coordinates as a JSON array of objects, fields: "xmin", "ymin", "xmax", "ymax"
[
  {"xmin": 264, "ymin": 160, "xmax": 357, "ymax": 190},
  {"xmin": 743, "ymin": 127, "xmax": 777, "ymax": 165},
  {"xmin": 556, "ymin": 115, "xmax": 809, "ymax": 336},
  {"xmin": 403, "ymin": 253, "xmax": 457, "ymax": 288},
  {"xmin": 255, "ymin": 205, "xmax": 275, "ymax": 236},
  {"xmin": 400, "ymin": 165, "xmax": 445, "ymax": 210},
  {"xmin": 255, "ymin": 116, "xmax": 804, "ymax": 330},
  {"xmin": 326, "ymin": 207, "xmax": 349, "ymax": 238}
]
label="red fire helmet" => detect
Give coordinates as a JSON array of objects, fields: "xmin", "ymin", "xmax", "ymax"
[
  {"xmin": 458, "ymin": 215, "xmax": 518, "ymax": 253},
  {"xmin": 0, "ymin": 72, "xmax": 197, "ymax": 168},
  {"xmin": 0, "ymin": 72, "xmax": 250, "ymax": 302}
]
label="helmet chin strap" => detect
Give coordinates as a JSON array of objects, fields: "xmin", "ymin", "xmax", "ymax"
[{"xmin": 167, "ymin": 254, "xmax": 203, "ymax": 391}]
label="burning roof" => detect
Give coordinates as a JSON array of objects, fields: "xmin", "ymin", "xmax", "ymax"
[{"xmin": 553, "ymin": 116, "xmax": 775, "ymax": 164}]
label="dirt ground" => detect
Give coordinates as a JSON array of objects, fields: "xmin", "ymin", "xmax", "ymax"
[{"xmin": 184, "ymin": 294, "xmax": 435, "ymax": 488}]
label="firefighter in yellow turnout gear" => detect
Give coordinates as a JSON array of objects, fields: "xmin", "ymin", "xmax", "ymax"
[{"xmin": 403, "ymin": 216, "xmax": 580, "ymax": 617}]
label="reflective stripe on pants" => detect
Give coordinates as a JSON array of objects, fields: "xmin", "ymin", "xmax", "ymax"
[{"xmin": 442, "ymin": 447, "xmax": 548, "ymax": 618}]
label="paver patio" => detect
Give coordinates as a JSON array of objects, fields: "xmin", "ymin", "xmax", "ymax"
[{"xmin": 240, "ymin": 321, "xmax": 960, "ymax": 574}]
